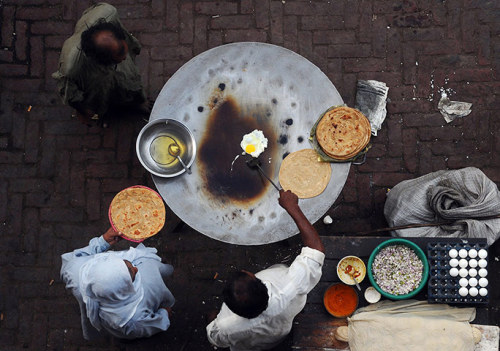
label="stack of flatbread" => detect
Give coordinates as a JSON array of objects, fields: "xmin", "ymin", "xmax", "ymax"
[
  {"xmin": 315, "ymin": 106, "xmax": 371, "ymax": 160},
  {"xmin": 109, "ymin": 186, "xmax": 166, "ymax": 242}
]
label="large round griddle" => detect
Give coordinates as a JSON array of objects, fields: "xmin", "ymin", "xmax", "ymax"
[{"xmin": 151, "ymin": 42, "xmax": 349, "ymax": 245}]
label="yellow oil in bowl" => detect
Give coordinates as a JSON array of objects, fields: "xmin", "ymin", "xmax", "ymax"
[{"xmin": 149, "ymin": 135, "xmax": 186, "ymax": 168}]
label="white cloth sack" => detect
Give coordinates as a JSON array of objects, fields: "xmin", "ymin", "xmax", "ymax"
[
  {"xmin": 384, "ymin": 167, "xmax": 500, "ymax": 245},
  {"xmin": 348, "ymin": 300, "xmax": 476, "ymax": 351}
]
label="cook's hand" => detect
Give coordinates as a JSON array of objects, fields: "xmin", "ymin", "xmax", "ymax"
[
  {"xmin": 103, "ymin": 227, "xmax": 122, "ymax": 245},
  {"xmin": 278, "ymin": 189, "xmax": 299, "ymax": 212}
]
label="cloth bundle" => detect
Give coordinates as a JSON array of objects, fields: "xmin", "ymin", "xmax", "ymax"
[
  {"xmin": 348, "ymin": 300, "xmax": 476, "ymax": 351},
  {"xmin": 384, "ymin": 167, "xmax": 500, "ymax": 245}
]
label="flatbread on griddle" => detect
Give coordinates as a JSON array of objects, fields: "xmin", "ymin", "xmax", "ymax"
[
  {"xmin": 109, "ymin": 186, "xmax": 165, "ymax": 241},
  {"xmin": 279, "ymin": 149, "xmax": 332, "ymax": 198},
  {"xmin": 316, "ymin": 107, "xmax": 371, "ymax": 160}
]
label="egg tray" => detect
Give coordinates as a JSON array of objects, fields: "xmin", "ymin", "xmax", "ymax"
[{"xmin": 426, "ymin": 241, "xmax": 489, "ymax": 304}]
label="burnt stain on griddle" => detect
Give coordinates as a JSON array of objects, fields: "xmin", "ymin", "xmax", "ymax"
[
  {"xmin": 278, "ymin": 134, "xmax": 288, "ymax": 145},
  {"xmin": 198, "ymin": 106, "xmax": 204, "ymax": 112},
  {"xmin": 298, "ymin": 136, "xmax": 304, "ymax": 143},
  {"xmin": 285, "ymin": 119, "xmax": 293, "ymax": 126},
  {"xmin": 282, "ymin": 152, "xmax": 290, "ymax": 159},
  {"xmin": 218, "ymin": 83, "xmax": 226, "ymax": 91},
  {"xmin": 198, "ymin": 96, "xmax": 277, "ymax": 203}
]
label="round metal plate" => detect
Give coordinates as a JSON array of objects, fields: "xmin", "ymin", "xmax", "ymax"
[{"xmin": 151, "ymin": 42, "xmax": 349, "ymax": 245}]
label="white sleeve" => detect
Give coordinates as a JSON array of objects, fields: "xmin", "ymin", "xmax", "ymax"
[{"xmin": 285, "ymin": 247, "xmax": 325, "ymax": 295}]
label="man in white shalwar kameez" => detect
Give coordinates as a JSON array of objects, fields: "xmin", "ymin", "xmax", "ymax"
[
  {"xmin": 61, "ymin": 227, "xmax": 175, "ymax": 340},
  {"xmin": 206, "ymin": 190, "xmax": 325, "ymax": 350}
]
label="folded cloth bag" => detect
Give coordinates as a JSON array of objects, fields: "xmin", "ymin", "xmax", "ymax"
[
  {"xmin": 384, "ymin": 167, "xmax": 500, "ymax": 245},
  {"xmin": 348, "ymin": 300, "xmax": 476, "ymax": 351}
]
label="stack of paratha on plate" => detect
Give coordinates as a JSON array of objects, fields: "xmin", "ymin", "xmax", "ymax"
[
  {"xmin": 315, "ymin": 106, "xmax": 371, "ymax": 160},
  {"xmin": 109, "ymin": 186, "xmax": 166, "ymax": 242}
]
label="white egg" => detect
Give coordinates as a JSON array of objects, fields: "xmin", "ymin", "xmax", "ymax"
[
  {"xmin": 478, "ymin": 268, "xmax": 488, "ymax": 277},
  {"xmin": 459, "ymin": 249, "xmax": 468, "ymax": 258},
  {"xmin": 478, "ymin": 278, "xmax": 488, "ymax": 287},
  {"xmin": 449, "ymin": 258, "xmax": 459, "ymax": 267},
  {"xmin": 459, "ymin": 268, "xmax": 468, "ymax": 278},
  {"xmin": 468, "ymin": 249, "xmax": 477, "ymax": 258},
  {"xmin": 478, "ymin": 249, "xmax": 487, "ymax": 259},
  {"xmin": 469, "ymin": 287, "xmax": 478, "ymax": 297},
  {"xmin": 449, "ymin": 268, "xmax": 459, "ymax": 277},
  {"xmin": 468, "ymin": 277, "xmax": 478, "ymax": 287},
  {"xmin": 468, "ymin": 268, "xmax": 477, "ymax": 277},
  {"xmin": 240, "ymin": 130, "xmax": 268, "ymax": 157},
  {"xmin": 459, "ymin": 278, "xmax": 468, "ymax": 287},
  {"xmin": 448, "ymin": 249, "xmax": 458, "ymax": 258},
  {"xmin": 468, "ymin": 259, "xmax": 478, "ymax": 268},
  {"xmin": 478, "ymin": 259, "xmax": 487, "ymax": 268},
  {"xmin": 479, "ymin": 288, "xmax": 488, "ymax": 296},
  {"xmin": 459, "ymin": 287, "xmax": 468, "ymax": 297},
  {"xmin": 458, "ymin": 259, "xmax": 468, "ymax": 268}
]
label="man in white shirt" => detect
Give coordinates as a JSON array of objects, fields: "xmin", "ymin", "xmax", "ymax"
[{"xmin": 206, "ymin": 189, "xmax": 325, "ymax": 350}]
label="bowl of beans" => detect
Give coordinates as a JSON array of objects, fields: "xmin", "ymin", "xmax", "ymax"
[{"xmin": 367, "ymin": 238, "xmax": 429, "ymax": 300}]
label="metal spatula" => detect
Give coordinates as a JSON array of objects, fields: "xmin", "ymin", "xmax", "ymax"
[{"xmin": 246, "ymin": 157, "xmax": 281, "ymax": 191}]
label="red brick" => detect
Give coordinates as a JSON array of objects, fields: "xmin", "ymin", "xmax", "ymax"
[
  {"xmin": 255, "ymin": 1, "xmax": 269, "ymax": 29},
  {"xmin": 0, "ymin": 64, "xmax": 28, "ymax": 76},
  {"xmin": 269, "ymin": 1, "xmax": 283, "ymax": 44},
  {"xmin": 358, "ymin": 7, "xmax": 373, "ymax": 44},
  {"xmin": 313, "ymin": 30, "xmax": 355, "ymax": 45},
  {"xmin": 359, "ymin": 157, "xmax": 403, "ymax": 172},
  {"xmin": 194, "ymin": 2, "xmax": 238, "ymax": 15},
  {"xmin": 166, "ymin": 0, "xmax": 180, "ymax": 30},
  {"xmin": 1, "ymin": 6, "xmax": 15, "ymax": 47},
  {"xmin": 85, "ymin": 164, "xmax": 128, "ymax": 178},
  {"xmin": 194, "ymin": 17, "xmax": 209, "ymax": 55},
  {"xmin": 211, "ymin": 15, "xmax": 253, "ymax": 29},
  {"xmin": 180, "ymin": 2, "xmax": 194, "ymax": 44},
  {"xmin": 86, "ymin": 179, "xmax": 101, "ymax": 221},
  {"xmin": 451, "ymin": 68, "xmax": 495, "ymax": 82},
  {"xmin": 140, "ymin": 32, "xmax": 179, "ymax": 46},
  {"xmin": 240, "ymin": 0, "xmax": 254, "ymax": 14},
  {"xmin": 283, "ymin": 15, "xmax": 298, "ymax": 52},
  {"xmin": 116, "ymin": 4, "xmax": 151, "ymax": 19},
  {"xmin": 372, "ymin": 18, "xmax": 387, "ymax": 58},
  {"xmin": 31, "ymin": 21, "xmax": 73, "ymax": 35},
  {"xmin": 17, "ymin": 6, "xmax": 60, "ymax": 20},
  {"xmin": 344, "ymin": 58, "xmax": 386, "ymax": 73},
  {"xmin": 224, "ymin": 29, "xmax": 267, "ymax": 43},
  {"xmin": 461, "ymin": 11, "xmax": 477, "ymax": 53},
  {"xmin": 151, "ymin": 46, "xmax": 192, "ymax": 61},
  {"xmin": 301, "ymin": 15, "xmax": 344, "ymax": 31},
  {"xmin": 284, "ymin": 2, "xmax": 340, "ymax": 16},
  {"xmin": 372, "ymin": 173, "xmax": 412, "ymax": 187},
  {"xmin": 328, "ymin": 43, "xmax": 372, "ymax": 58}
]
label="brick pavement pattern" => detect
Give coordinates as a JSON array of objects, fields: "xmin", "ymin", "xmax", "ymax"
[{"xmin": 1, "ymin": 1, "xmax": 499, "ymax": 350}]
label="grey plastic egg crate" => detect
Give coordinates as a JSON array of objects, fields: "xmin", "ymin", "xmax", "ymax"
[{"xmin": 426, "ymin": 242, "xmax": 489, "ymax": 304}]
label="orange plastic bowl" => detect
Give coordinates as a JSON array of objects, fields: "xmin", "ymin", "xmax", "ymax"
[{"xmin": 323, "ymin": 283, "xmax": 359, "ymax": 318}]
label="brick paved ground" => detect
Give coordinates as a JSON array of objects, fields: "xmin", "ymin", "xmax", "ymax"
[{"xmin": 1, "ymin": 1, "xmax": 499, "ymax": 350}]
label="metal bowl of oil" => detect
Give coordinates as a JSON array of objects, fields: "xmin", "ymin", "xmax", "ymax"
[{"xmin": 136, "ymin": 119, "xmax": 196, "ymax": 177}]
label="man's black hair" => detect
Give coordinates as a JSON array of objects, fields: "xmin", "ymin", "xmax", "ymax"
[
  {"xmin": 81, "ymin": 20, "xmax": 126, "ymax": 65},
  {"xmin": 222, "ymin": 271, "xmax": 269, "ymax": 319}
]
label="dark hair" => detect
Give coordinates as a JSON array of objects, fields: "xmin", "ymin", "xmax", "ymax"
[
  {"xmin": 81, "ymin": 20, "xmax": 126, "ymax": 65},
  {"xmin": 222, "ymin": 271, "xmax": 269, "ymax": 319}
]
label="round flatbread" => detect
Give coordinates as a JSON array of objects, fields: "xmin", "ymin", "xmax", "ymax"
[
  {"xmin": 109, "ymin": 186, "xmax": 166, "ymax": 241},
  {"xmin": 316, "ymin": 106, "xmax": 371, "ymax": 159},
  {"xmin": 279, "ymin": 149, "xmax": 332, "ymax": 198}
]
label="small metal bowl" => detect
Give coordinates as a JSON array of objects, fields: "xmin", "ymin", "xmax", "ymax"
[
  {"xmin": 136, "ymin": 119, "xmax": 196, "ymax": 177},
  {"xmin": 337, "ymin": 255, "xmax": 366, "ymax": 286}
]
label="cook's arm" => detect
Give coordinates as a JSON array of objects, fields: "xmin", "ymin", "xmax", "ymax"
[{"xmin": 278, "ymin": 190, "xmax": 324, "ymax": 252}]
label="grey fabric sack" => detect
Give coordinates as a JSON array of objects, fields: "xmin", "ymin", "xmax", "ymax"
[{"xmin": 384, "ymin": 167, "xmax": 500, "ymax": 246}]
